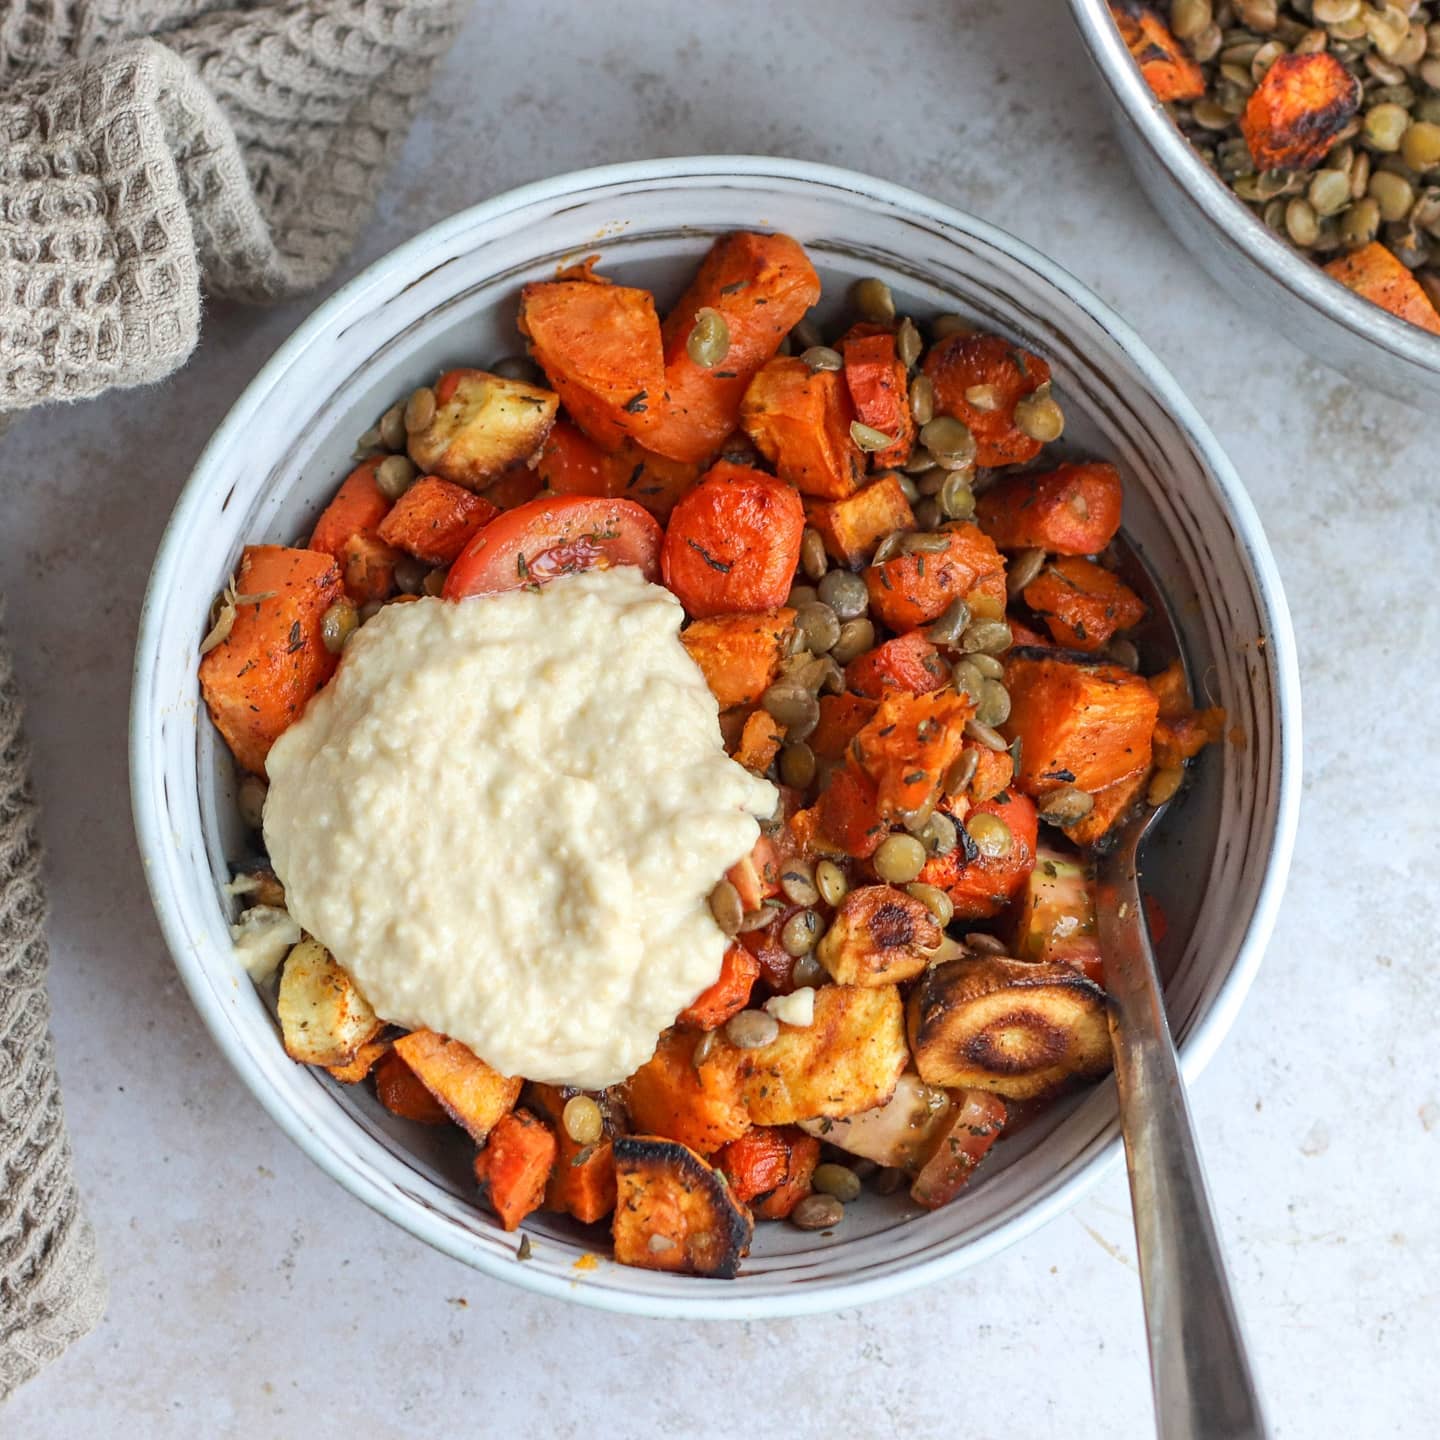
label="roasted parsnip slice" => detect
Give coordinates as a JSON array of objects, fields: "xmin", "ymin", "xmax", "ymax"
[
  {"xmin": 906, "ymin": 956, "xmax": 1112, "ymax": 1099},
  {"xmin": 277, "ymin": 938, "xmax": 381, "ymax": 1067},
  {"xmin": 612, "ymin": 1135, "xmax": 753, "ymax": 1278},
  {"xmin": 816, "ymin": 885, "xmax": 941, "ymax": 987},
  {"xmin": 406, "ymin": 368, "xmax": 559, "ymax": 489}
]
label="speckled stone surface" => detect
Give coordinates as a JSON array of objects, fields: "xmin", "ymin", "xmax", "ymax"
[{"xmin": 1, "ymin": 1, "xmax": 1435, "ymax": 1435}]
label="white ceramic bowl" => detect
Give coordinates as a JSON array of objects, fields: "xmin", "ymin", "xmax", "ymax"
[{"xmin": 131, "ymin": 157, "xmax": 1301, "ymax": 1318}]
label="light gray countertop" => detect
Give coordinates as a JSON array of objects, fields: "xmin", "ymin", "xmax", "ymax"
[{"xmin": 2, "ymin": 2, "xmax": 1434, "ymax": 1435}]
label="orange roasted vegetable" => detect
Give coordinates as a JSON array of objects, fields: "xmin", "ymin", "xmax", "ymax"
[
  {"xmin": 680, "ymin": 608, "xmax": 796, "ymax": 707},
  {"xmin": 917, "ymin": 789, "xmax": 1039, "ymax": 921},
  {"xmin": 851, "ymin": 689, "xmax": 973, "ymax": 821},
  {"xmin": 625, "ymin": 1029, "xmax": 752, "ymax": 1155},
  {"xmin": 865, "ymin": 522, "xmax": 1007, "ymax": 632},
  {"xmin": 473, "ymin": 1109, "xmax": 557, "ymax": 1231},
  {"xmin": 1022, "ymin": 556, "xmax": 1146, "ymax": 653},
  {"xmin": 976, "ymin": 461, "xmax": 1124, "ymax": 556},
  {"xmin": 375, "ymin": 476, "xmax": 498, "ymax": 566},
  {"xmin": 612, "ymin": 1136, "xmax": 754, "ymax": 1277},
  {"xmin": 481, "ymin": 462, "xmax": 545, "ymax": 511},
  {"xmin": 1241, "ymin": 51, "xmax": 1360, "ymax": 173},
  {"xmin": 808, "ymin": 473, "xmax": 916, "ymax": 567},
  {"xmin": 661, "ymin": 462, "xmax": 805, "ymax": 618},
  {"xmin": 922, "ymin": 332, "xmax": 1053, "ymax": 468},
  {"xmin": 909, "ymin": 1090, "xmax": 1008, "ymax": 1210},
  {"xmin": 391, "ymin": 1030, "xmax": 522, "ymax": 1145},
  {"xmin": 309, "ymin": 458, "xmax": 392, "ymax": 560},
  {"xmin": 739, "ymin": 357, "xmax": 866, "ymax": 500},
  {"xmin": 678, "ymin": 944, "xmax": 761, "ymax": 1031},
  {"xmin": 199, "ymin": 545, "xmax": 343, "ymax": 776},
  {"xmin": 518, "ymin": 280, "xmax": 665, "ymax": 450},
  {"xmin": 727, "ymin": 833, "xmax": 782, "ymax": 912},
  {"xmin": 1323, "ymin": 243, "xmax": 1440, "ymax": 337},
  {"xmin": 1110, "ymin": 2, "xmax": 1206, "ymax": 102},
  {"xmin": 732, "ymin": 710, "xmax": 785, "ymax": 772},
  {"xmin": 1146, "ymin": 660, "xmax": 1225, "ymax": 770},
  {"xmin": 373, "ymin": 1048, "xmax": 449, "ymax": 1125},
  {"xmin": 842, "ymin": 331, "xmax": 915, "ymax": 468},
  {"xmin": 810, "ymin": 692, "xmax": 879, "ymax": 761},
  {"xmin": 1002, "ymin": 655, "xmax": 1160, "ymax": 797},
  {"xmin": 645, "ymin": 232, "xmax": 822, "ymax": 465},
  {"xmin": 844, "ymin": 631, "xmax": 951, "ymax": 699},
  {"xmin": 966, "ymin": 743, "xmax": 1015, "ymax": 803},
  {"xmin": 816, "ymin": 761, "xmax": 886, "ymax": 858},
  {"xmin": 716, "ymin": 1126, "xmax": 819, "ymax": 1220},
  {"xmin": 536, "ymin": 420, "xmax": 703, "ymax": 519},
  {"xmin": 526, "ymin": 1084, "xmax": 621, "ymax": 1225},
  {"xmin": 336, "ymin": 529, "xmax": 403, "ymax": 604},
  {"xmin": 1065, "ymin": 769, "xmax": 1150, "ymax": 849}
]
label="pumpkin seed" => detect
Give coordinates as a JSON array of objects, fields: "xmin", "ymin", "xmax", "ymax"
[
  {"xmin": 404, "ymin": 386, "xmax": 436, "ymax": 433},
  {"xmin": 902, "ymin": 447, "xmax": 940, "ymax": 474},
  {"xmin": 762, "ymin": 682, "xmax": 820, "ymax": 739},
  {"xmin": 815, "ymin": 859, "xmax": 849, "ymax": 907},
  {"xmin": 708, "ymin": 878, "xmax": 743, "ymax": 935},
  {"xmin": 795, "ymin": 601, "xmax": 842, "ymax": 654},
  {"xmin": 377, "ymin": 453, "xmax": 418, "ymax": 500},
  {"xmin": 1313, "ymin": 0, "xmax": 1360, "ymax": 22},
  {"xmin": 1147, "ymin": 766, "xmax": 1186, "ymax": 807},
  {"xmin": 737, "ymin": 907, "xmax": 777, "ymax": 933},
  {"xmin": 851, "ymin": 421, "xmax": 894, "ymax": 453},
  {"xmin": 919, "ymin": 811, "xmax": 958, "ymax": 857},
  {"xmin": 818, "ymin": 569, "xmax": 870, "ymax": 620},
  {"xmin": 850, "ymin": 277, "xmax": 896, "ymax": 323},
  {"xmin": 909, "ymin": 374, "xmax": 936, "ymax": 426},
  {"xmin": 874, "ymin": 833, "xmax": 927, "ymax": 884},
  {"xmin": 930, "ymin": 313, "xmax": 974, "ymax": 340},
  {"xmin": 379, "ymin": 403, "xmax": 407, "ymax": 452},
  {"xmin": 964, "ymin": 931, "xmax": 1010, "ymax": 955},
  {"xmin": 897, "ymin": 316, "xmax": 924, "ymax": 369},
  {"xmin": 961, "ymin": 619, "xmax": 1013, "ymax": 655},
  {"xmin": 943, "ymin": 748, "xmax": 979, "ymax": 797},
  {"xmin": 562, "ymin": 1095, "xmax": 603, "ymax": 1145},
  {"xmin": 966, "ymin": 811, "xmax": 1013, "ymax": 859},
  {"xmin": 975, "ymin": 678, "xmax": 1011, "ymax": 728},
  {"xmin": 320, "ymin": 599, "xmax": 358, "ymax": 654},
  {"xmin": 1006, "ymin": 546, "xmax": 1046, "ymax": 596},
  {"xmin": 692, "ymin": 1029, "xmax": 718, "ymax": 1068},
  {"xmin": 964, "ymin": 718, "xmax": 1009, "ymax": 752},
  {"xmin": 952, "ymin": 657, "xmax": 986, "ymax": 702},
  {"xmin": 896, "ymin": 473, "xmax": 921, "ymax": 502},
  {"xmin": 790, "ymin": 1193, "xmax": 844, "ymax": 1230},
  {"xmin": 900, "ymin": 531, "xmax": 952, "ymax": 555},
  {"xmin": 781, "ymin": 909, "xmax": 821, "ymax": 956},
  {"xmin": 1286, "ymin": 196, "xmax": 1320, "ymax": 245},
  {"xmin": 1350, "ymin": 150, "xmax": 1372, "ymax": 200},
  {"xmin": 926, "ymin": 597, "xmax": 972, "ymax": 646},
  {"xmin": 906, "ymin": 881, "xmax": 954, "ymax": 926},
  {"xmin": 1171, "ymin": 0, "xmax": 1212, "ymax": 40},
  {"xmin": 920, "ymin": 415, "xmax": 977, "ymax": 465},
  {"xmin": 237, "ymin": 774, "xmax": 268, "ymax": 831},
  {"xmin": 969, "ymin": 652, "xmax": 1004, "ymax": 679},
  {"xmin": 831, "ymin": 617, "xmax": 876, "ymax": 664},
  {"xmin": 1038, "ymin": 786, "xmax": 1095, "ymax": 826},
  {"xmin": 939, "ymin": 470, "xmax": 976, "ymax": 519},
  {"xmin": 812, "ymin": 1163, "xmax": 862, "ymax": 1202},
  {"xmin": 871, "ymin": 531, "xmax": 905, "ymax": 566},
  {"xmin": 687, "ymin": 307, "xmax": 731, "ymax": 368},
  {"xmin": 726, "ymin": 1010, "xmax": 780, "ymax": 1049},
  {"xmin": 801, "ymin": 345, "xmax": 844, "ymax": 373},
  {"xmin": 780, "ymin": 742, "xmax": 818, "ymax": 790},
  {"xmin": 914, "ymin": 497, "xmax": 942, "ymax": 530},
  {"xmin": 963, "ymin": 383, "xmax": 1001, "ymax": 411},
  {"xmin": 1013, "ymin": 383, "xmax": 1065, "ymax": 443}
]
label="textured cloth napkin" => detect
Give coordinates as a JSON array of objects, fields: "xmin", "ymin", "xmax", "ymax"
[{"xmin": 0, "ymin": 0, "xmax": 465, "ymax": 1397}]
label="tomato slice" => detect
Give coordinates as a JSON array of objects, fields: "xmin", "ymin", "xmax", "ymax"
[{"xmin": 442, "ymin": 494, "xmax": 663, "ymax": 600}]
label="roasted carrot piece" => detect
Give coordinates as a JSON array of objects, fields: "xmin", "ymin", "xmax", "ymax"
[
  {"xmin": 810, "ymin": 692, "xmax": 879, "ymax": 761},
  {"xmin": 625, "ymin": 1029, "xmax": 752, "ymax": 1154},
  {"xmin": 851, "ymin": 690, "xmax": 973, "ymax": 820},
  {"xmin": 375, "ymin": 475, "xmax": 498, "ymax": 566},
  {"xmin": 727, "ymin": 833, "xmax": 782, "ymax": 912},
  {"xmin": 481, "ymin": 462, "xmax": 545, "ymax": 511},
  {"xmin": 843, "ymin": 331, "xmax": 915, "ymax": 468},
  {"xmin": 739, "ymin": 357, "xmax": 866, "ymax": 500},
  {"xmin": 612, "ymin": 1136, "xmax": 754, "ymax": 1277},
  {"xmin": 865, "ymin": 522, "xmax": 1007, "ymax": 632},
  {"xmin": 975, "ymin": 461, "xmax": 1123, "ymax": 556},
  {"xmin": 535, "ymin": 419, "xmax": 629, "ymax": 496},
  {"xmin": 518, "ymin": 280, "xmax": 665, "ymax": 450},
  {"xmin": 1147, "ymin": 659, "xmax": 1191, "ymax": 719},
  {"xmin": 373, "ymin": 1048, "xmax": 449, "ymax": 1125},
  {"xmin": 716, "ymin": 1126, "xmax": 819, "ymax": 1220},
  {"xmin": 619, "ymin": 445, "xmax": 703, "ymax": 521},
  {"xmin": 816, "ymin": 761, "xmax": 886, "ymax": 858},
  {"xmin": 1110, "ymin": 2, "xmax": 1206, "ymax": 102},
  {"xmin": 917, "ymin": 789, "xmax": 1039, "ymax": 920},
  {"xmin": 1323, "ymin": 243, "xmax": 1440, "ymax": 336},
  {"xmin": 680, "ymin": 608, "xmax": 796, "ymax": 707},
  {"xmin": 199, "ymin": 545, "xmax": 343, "ymax": 776},
  {"xmin": 1241, "ymin": 51, "xmax": 1360, "ymax": 173},
  {"xmin": 732, "ymin": 710, "xmax": 785, "ymax": 773},
  {"xmin": 923, "ymin": 333, "xmax": 1053, "ymax": 468},
  {"xmin": 1022, "ymin": 556, "xmax": 1146, "ymax": 652},
  {"xmin": 808, "ymin": 474, "xmax": 916, "ymax": 567},
  {"xmin": 645, "ymin": 232, "xmax": 822, "ymax": 465},
  {"xmin": 661, "ymin": 462, "xmax": 804, "ymax": 618},
  {"xmin": 391, "ymin": 1030, "xmax": 522, "ymax": 1145},
  {"xmin": 1002, "ymin": 655, "xmax": 1160, "ymax": 797},
  {"xmin": 336, "ymin": 530, "xmax": 402, "ymax": 604},
  {"xmin": 845, "ymin": 631, "xmax": 951, "ymax": 699},
  {"xmin": 678, "ymin": 944, "xmax": 761, "ymax": 1030},
  {"xmin": 967, "ymin": 743, "xmax": 1015, "ymax": 803},
  {"xmin": 309, "ymin": 459, "xmax": 392, "ymax": 559},
  {"xmin": 473, "ymin": 1109, "xmax": 557, "ymax": 1231}
]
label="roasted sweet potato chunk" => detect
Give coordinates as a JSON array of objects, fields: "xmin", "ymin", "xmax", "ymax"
[
  {"xmin": 816, "ymin": 761, "xmax": 885, "ymax": 858},
  {"xmin": 277, "ymin": 939, "xmax": 381, "ymax": 1067},
  {"xmin": 373, "ymin": 1047, "xmax": 449, "ymax": 1124},
  {"xmin": 406, "ymin": 368, "xmax": 559, "ymax": 488},
  {"xmin": 850, "ymin": 689, "xmax": 973, "ymax": 820},
  {"xmin": 701, "ymin": 983, "xmax": 909, "ymax": 1125},
  {"xmin": 817, "ymin": 884, "xmax": 941, "ymax": 986},
  {"xmin": 376, "ymin": 475, "xmax": 498, "ymax": 566},
  {"xmin": 975, "ymin": 461, "xmax": 1123, "ymax": 556},
  {"xmin": 864, "ymin": 523, "xmax": 1007, "ymax": 632},
  {"xmin": 625, "ymin": 1028, "xmax": 752, "ymax": 1154},
  {"xmin": 518, "ymin": 281, "xmax": 665, "ymax": 450},
  {"xmin": 909, "ymin": 1089, "xmax": 1008, "ymax": 1209},
  {"xmin": 326, "ymin": 1034, "xmax": 391, "ymax": 1085},
  {"xmin": 678, "ymin": 944, "xmax": 761, "ymax": 1031},
  {"xmin": 810, "ymin": 692, "xmax": 879, "ymax": 761},
  {"xmin": 732, "ymin": 710, "xmax": 785, "ymax": 773},
  {"xmin": 612, "ymin": 1136, "xmax": 754, "ymax": 1278},
  {"xmin": 1064, "ymin": 768, "xmax": 1150, "ymax": 850},
  {"xmin": 199, "ymin": 544, "xmax": 342, "ymax": 776},
  {"xmin": 716, "ymin": 1126, "xmax": 819, "ymax": 1220},
  {"xmin": 536, "ymin": 421, "xmax": 703, "ymax": 519},
  {"xmin": 808, "ymin": 474, "xmax": 916, "ymax": 567},
  {"xmin": 646, "ymin": 231, "xmax": 822, "ymax": 465},
  {"xmin": 1323, "ymin": 242, "xmax": 1440, "ymax": 336},
  {"xmin": 907, "ymin": 955, "xmax": 1112, "ymax": 1099},
  {"xmin": 922, "ymin": 333, "xmax": 1052, "ymax": 468},
  {"xmin": 527, "ymin": 1083, "xmax": 621, "ymax": 1224},
  {"xmin": 1022, "ymin": 556, "xmax": 1146, "ymax": 653},
  {"xmin": 918, "ymin": 788, "xmax": 1039, "ymax": 921},
  {"xmin": 845, "ymin": 631, "xmax": 950, "ymax": 699},
  {"xmin": 474, "ymin": 1109, "xmax": 557, "ymax": 1231},
  {"xmin": 336, "ymin": 530, "xmax": 402, "ymax": 604},
  {"xmin": 842, "ymin": 331, "xmax": 915, "ymax": 468},
  {"xmin": 739, "ymin": 357, "xmax": 866, "ymax": 500},
  {"xmin": 391, "ymin": 1030, "xmax": 522, "ymax": 1145},
  {"xmin": 1110, "ymin": 2, "xmax": 1206, "ymax": 102},
  {"xmin": 680, "ymin": 608, "xmax": 795, "ymax": 707},
  {"xmin": 1241, "ymin": 51, "xmax": 1360, "ymax": 174}
]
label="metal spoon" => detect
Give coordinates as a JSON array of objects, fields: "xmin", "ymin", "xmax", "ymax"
[{"xmin": 1089, "ymin": 537, "xmax": 1270, "ymax": 1439}]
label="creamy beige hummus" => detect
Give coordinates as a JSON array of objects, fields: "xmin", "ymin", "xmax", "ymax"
[{"xmin": 263, "ymin": 567, "xmax": 775, "ymax": 1088}]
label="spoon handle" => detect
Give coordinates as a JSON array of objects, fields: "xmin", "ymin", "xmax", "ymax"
[{"xmin": 1096, "ymin": 846, "xmax": 1270, "ymax": 1440}]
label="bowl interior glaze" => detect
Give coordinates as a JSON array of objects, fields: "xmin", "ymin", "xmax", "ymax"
[{"xmin": 131, "ymin": 158, "xmax": 1300, "ymax": 1318}]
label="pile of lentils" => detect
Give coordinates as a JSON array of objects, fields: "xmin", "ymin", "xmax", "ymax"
[{"xmin": 1166, "ymin": 0, "xmax": 1440, "ymax": 312}]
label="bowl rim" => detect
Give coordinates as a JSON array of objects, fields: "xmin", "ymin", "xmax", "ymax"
[
  {"xmin": 130, "ymin": 154, "xmax": 1302, "ymax": 1318},
  {"xmin": 1067, "ymin": 0, "xmax": 1440, "ymax": 376}
]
